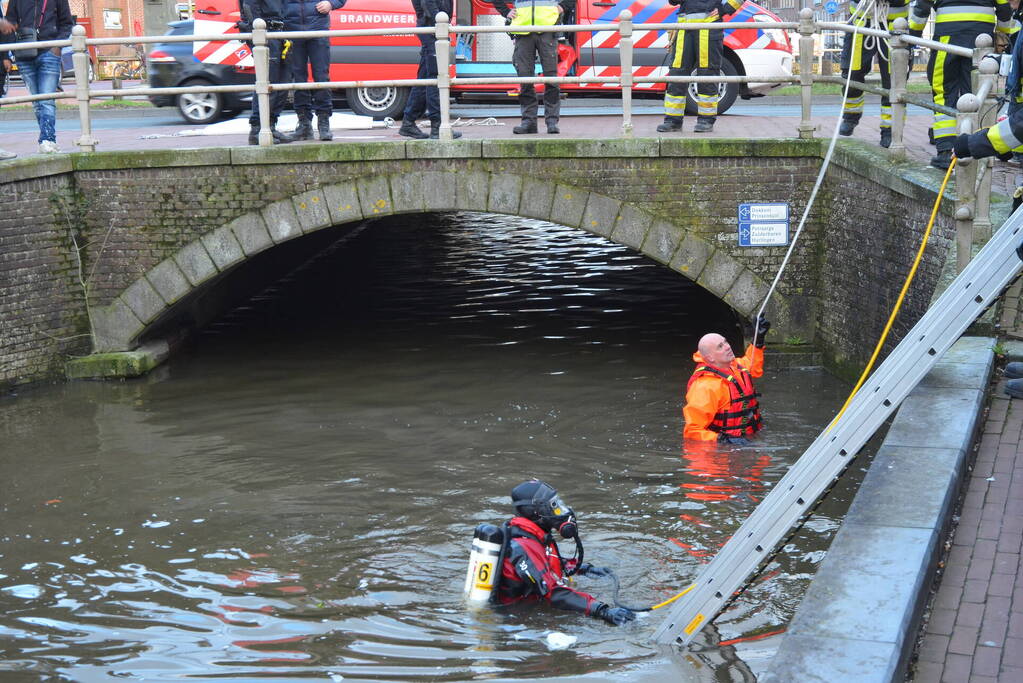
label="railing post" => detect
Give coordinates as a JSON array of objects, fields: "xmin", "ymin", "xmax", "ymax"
[
  {"xmin": 436, "ymin": 12, "xmax": 453, "ymax": 141},
  {"xmin": 888, "ymin": 17, "xmax": 909, "ymax": 154},
  {"xmin": 797, "ymin": 8, "xmax": 816, "ymax": 139},
  {"xmin": 252, "ymin": 19, "xmax": 272, "ymax": 147},
  {"xmin": 955, "ymin": 92, "xmax": 979, "ymax": 272},
  {"xmin": 974, "ymin": 47, "xmax": 999, "ymax": 240},
  {"xmin": 619, "ymin": 10, "xmax": 634, "ymax": 138},
  {"xmin": 72, "ymin": 24, "xmax": 97, "ymax": 152}
]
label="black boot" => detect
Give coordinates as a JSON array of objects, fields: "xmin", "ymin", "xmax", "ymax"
[
  {"xmin": 513, "ymin": 120, "xmax": 538, "ymax": 134},
  {"xmin": 930, "ymin": 149, "xmax": 953, "ymax": 170},
  {"xmin": 429, "ymin": 122, "xmax": 462, "ymax": 139},
  {"xmin": 271, "ymin": 128, "xmax": 292, "ymax": 144},
  {"xmin": 399, "ymin": 119, "xmax": 429, "ymax": 139},
  {"xmin": 546, "ymin": 119, "xmax": 560, "ymax": 134},
  {"xmin": 318, "ymin": 116, "xmax": 333, "ymax": 141},
  {"xmin": 879, "ymin": 128, "xmax": 892, "ymax": 148},
  {"xmin": 656, "ymin": 116, "xmax": 683, "ymax": 133},
  {"xmin": 839, "ymin": 117, "xmax": 858, "ymax": 136},
  {"xmin": 248, "ymin": 124, "xmax": 260, "ymax": 145},
  {"xmin": 293, "ymin": 119, "xmax": 314, "ymax": 141},
  {"xmin": 693, "ymin": 117, "xmax": 714, "ymax": 133}
]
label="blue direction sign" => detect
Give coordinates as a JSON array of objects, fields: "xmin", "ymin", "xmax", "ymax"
[
  {"xmin": 824, "ymin": 0, "xmax": 839, "ymax": 13},
  {"xmin": 737, "ymin": 203, "xmax": 790, "ymax": 247}
]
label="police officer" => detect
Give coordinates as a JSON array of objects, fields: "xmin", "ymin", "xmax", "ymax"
[
  {"xmin": 495, "ymin": 479, "xmax": 636, "ymax": 626},
  {"xmin": 238, "ymin": 0, "xmax": 292, "ymax": 145},
  {"xmin": 398, "ymin": 0, "xmax": 463, "ymax": 140},
  {"xmin": 284, "ymin": 0, "xmax": 346, "ymax": 142},
  {"xmin": 909, "ymin": 0, "xmax": 1013, "ymax": 169},
  {"xmin": 683, "ymin": 316, "xmax": 769, "ymax": 444},
  {"xmin": 491, "ymin": 0, "xmax": 576, "ymax": 135},
  {"xmin": 837, "ymin": 0, "xmax": 911, "ymax": 148},
  {"xmin": 656, "ymin": 0, "xmax": 743, "ymax": 134}
]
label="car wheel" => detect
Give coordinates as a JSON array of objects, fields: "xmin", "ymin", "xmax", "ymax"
[
  {"xmin": 684, "ymin": 58, "xmax": 739, "ymax": 117},
  {"xmin": 177, "ymin": 80, "xmax": 224, "ymax": 124},
  {"xmin": 345, "ymin": 86, "xmax": 409, "ymax": 120}
]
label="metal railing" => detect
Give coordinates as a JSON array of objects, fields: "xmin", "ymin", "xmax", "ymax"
[{"xmin": 0, "ymin": 8, "xmax": 1006, "ymax": 265}]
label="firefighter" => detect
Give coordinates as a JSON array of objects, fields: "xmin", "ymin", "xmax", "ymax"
[
  {"xmin": 683, "ymin": 316, "xmax": 769, "ymax": 444},
  {"xmin": 837, "ymin": 0, "xmax": 911, "ymax": 148},
  {"xmin": 909, "ymin": 0, "xmax": 1013, "ymax": 169},
  {"xmin": 495, "ymin": 479, "xmax": 636, "ymax": 626},
  {"xmin": 491, "ymin": 0, "xmax": 577, "ymax": 135},
  {"xmin": 398, "ymin": 0, "xmax": 463, "ymax": 140},
  {"xmin": 656, "ymin": 0, "xmax": 743, "ymax": 135},
  {"xmin": 238, "ymin": 0, "xmax": 292, "ymax": 145}
]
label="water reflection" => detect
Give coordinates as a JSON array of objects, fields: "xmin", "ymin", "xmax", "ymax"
[{"xmin": 0, "ymin": 213, "xmax": 860, "ymax": 681}]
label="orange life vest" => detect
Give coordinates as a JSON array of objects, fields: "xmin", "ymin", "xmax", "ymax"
[{"xmin": 685, "ymin": 363, "xmax": 762, "ymax": 437}]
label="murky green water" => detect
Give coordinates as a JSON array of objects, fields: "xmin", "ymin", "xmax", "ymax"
[{"xmin": 1, "ymin": 213, "xmax": 863, "ymax": 682}]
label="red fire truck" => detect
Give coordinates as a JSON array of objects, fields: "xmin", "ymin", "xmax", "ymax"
[{"xmin": 192, "ymin": 0, "xmax": 792, "ymax": 119}]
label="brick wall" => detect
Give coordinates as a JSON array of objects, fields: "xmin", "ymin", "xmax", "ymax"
[{"xmin": 0, "ymin": 140, "xmax": 957, "ymax": 387}]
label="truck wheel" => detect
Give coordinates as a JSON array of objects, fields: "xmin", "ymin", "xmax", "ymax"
[
  {"xmin": 346, "ymin": 86, "xmax": 410, "ymax": 120},
  {"xmin": 684, "ymin": 58, "xmax": 739, "ymax": 117},
  {"xmin": 177, "ymin": 80, "xmax": 224, "ymax": 125}
]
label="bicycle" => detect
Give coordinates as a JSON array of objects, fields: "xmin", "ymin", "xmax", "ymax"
[{"xmin": 113, "ymin": 43, "xmax": 147, "ymax": 81}]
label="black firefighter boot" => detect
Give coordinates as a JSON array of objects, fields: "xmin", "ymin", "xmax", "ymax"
[
  {"xmin": 656, "ymin": 116, "xmax": 683, "ymax": 133},
  {"xmin": 513, "ymin": 119, "xmax": 538, "ymax": 134},
  {"xmin": 399, "ymin": 119, "xmax": 429, "ymax": 139},
  {"xmin": 693, "ymin": 117, "xmax": 715, "ymax": 133},
  {"xmin": 293, "ymin": 117, "xmax": 314, "ymax": 141},
  {"xmin": 879, "ymin": 128, "xmax": 892, "ymax": 148},
  {"xmin": 318, "ymin": 115, "xmax": 333, "ymax": 142},
  {"xmin": 248, "ymin": 123, "xmax": 260, "ymax": 146},
  {"xmin": 270, "ymin": 118, "xmax": 292, "ymax": 144},
  {"xmin": 839, "ymin": 116, "xmax": 858, "ymax": 136},
  {"xmin": 429, "ymin": 121, "xmax": 462, "ymax": 139},
  {"xmin": 249, "ymin": 123, "xmax": 291, "ymax": 145},
  {"xmin": 930, "ymin": 148, "xmax": 953, "ymax": 171}
]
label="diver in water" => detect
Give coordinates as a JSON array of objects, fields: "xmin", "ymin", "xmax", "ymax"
[{"xmin": 491, "ymin": 479, "xmax": 635, "ymax": 625}]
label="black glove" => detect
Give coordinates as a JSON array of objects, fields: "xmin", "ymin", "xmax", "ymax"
[
  {"xmin": 592, "ymin": 603, "xmax": 636, "ymax": 626},
  {"xmin": 754, "ymin": 315, "xmax": 770, "ymax": 348},
  {"xmin": 953, "ymin": 133, "xmax": 972, "ymax": 160},
  {"xmin": 267, "ymin": 19, "xmax": 285, "ymax": 31},
  {"xmin": 577, "ymin": 563, "xmax": 612, "ymax": 578},
  {"xmin": 717, "ymin": 433, "xmax": 751, "ymax": 446}
]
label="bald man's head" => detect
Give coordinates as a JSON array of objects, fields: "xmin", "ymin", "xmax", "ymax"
[{"xmin": 698, "ymin": 333, "xmax": 735, "ymax": 368}]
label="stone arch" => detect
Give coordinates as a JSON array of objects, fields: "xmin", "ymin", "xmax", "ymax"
[{"xmin": 91, "ymin": 170, "xmax": 775, "ymax": 352}]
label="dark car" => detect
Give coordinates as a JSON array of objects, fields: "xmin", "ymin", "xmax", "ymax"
[{"xmin": 147, "ymin": 20, "xmax": 253, "ymax": 124}]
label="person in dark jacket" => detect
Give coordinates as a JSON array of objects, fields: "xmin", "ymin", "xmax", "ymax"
[
  {"xmin": 283, "ymin": 0, "xmax": 345, "ymax": 141},
  {"xmin": 656, "ymin": 0, "xmax": 743, "ymax": 135},
  {"xmin": 2, "ymin": 0, "xmax": 73, "ymax": 153},
  {"xmin": 491, "ymin": 0, "xmax": 576, "ymax": 135},
  {"xmin": 495, "ymin": 479, "xmax": 636, "ymax": 626},
  {"xmin": 239, "ymin": 0, "xmax": 292, "ymax": 145},
  {"xmin": 398, "ymin": 0, "xmax": 462, "ymax": 140}
]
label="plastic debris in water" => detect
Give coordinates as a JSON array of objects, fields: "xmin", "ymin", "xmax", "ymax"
[{"xmin": 545, "ymin": 632, "xmax": 577, "ymax": 650}]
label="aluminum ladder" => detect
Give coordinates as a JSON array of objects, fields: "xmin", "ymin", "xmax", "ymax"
[{"xmin": 652, "ymin": 211, "xmax": 1023, "ymax": 646}]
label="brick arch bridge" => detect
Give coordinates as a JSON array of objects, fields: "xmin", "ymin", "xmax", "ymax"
[{"xmin": 1, "ymin": 137, "xmax": 959, "ymax": 385}]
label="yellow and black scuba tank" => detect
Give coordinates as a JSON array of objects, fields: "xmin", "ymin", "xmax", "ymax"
[{"xmin": 463, "ymin": 522, "xmax": 508, "ymax": 605}]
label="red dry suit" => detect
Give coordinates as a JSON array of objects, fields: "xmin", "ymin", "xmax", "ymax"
[
  {"xmin": 683, "ymin": 344, "xmax": 764, "ymax": 441},
  {"xmin": 495, "ymin": 516, "xmax": 599, "ymax": 615}
]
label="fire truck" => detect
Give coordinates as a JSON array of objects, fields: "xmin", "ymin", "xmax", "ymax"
[{"xmin": 193, "ymin": 0, "xmax": 793, "ymax": 119}]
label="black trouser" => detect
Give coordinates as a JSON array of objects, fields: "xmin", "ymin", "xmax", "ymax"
[
  {"xmin": 927, "ymin": 26, "xmax": 987, "ymax": 151},
  {"xmin": 289, "ymin": 36, "xmax": 332, "ymax": 121},
  {"xmin": 512, "ymin": 32, "xmax": 560, "ymax": 124},
  {"xmin": 663, "ymin": 27, "xmax": 723, "ymax": 122},
  {"xmin": 249, "ymin": 38, "xmax": 290, "ymax": 127},
  {"xmin": 403, "ymin": 33, "xmax": 441, "ymax": 123},
  {"xmin": 840, "ymin": 28, "xmax": 896, "ymax": 127}
]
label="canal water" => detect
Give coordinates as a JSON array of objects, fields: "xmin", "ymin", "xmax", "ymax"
[{"xmin": 1, "ymin": 213, "xmax": 866, "ymax": 682}]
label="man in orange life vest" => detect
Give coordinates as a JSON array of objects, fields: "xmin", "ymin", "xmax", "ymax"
[
  {"xmin": 495, "ymin": 479, "xmax": 636, "ymax": 625},
  {"xmin": 683, "ymin": 315, "xmax": 769, "ymax": 445}
]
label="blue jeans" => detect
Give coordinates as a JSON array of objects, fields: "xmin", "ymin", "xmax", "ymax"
[
  {"xmin": 18, "ymin": 50, "xmax": 61, "ymax": 143},
  {"xmin": 404, "ymin": 34, "xmax": 440, "ymax": 123}
]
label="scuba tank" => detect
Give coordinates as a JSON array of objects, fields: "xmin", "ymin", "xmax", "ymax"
[{"xmin": 463, "ymin": 523, "xmax": 506, "ymax": 605}]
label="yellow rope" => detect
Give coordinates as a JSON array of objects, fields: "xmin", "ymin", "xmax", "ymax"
[
  {"xmin": 828, "ymin": 156, "xmax": 958, "ymax": 429},
  {"xmin": 649, "ymin": 582, "xmax": 694, "ymax": 610}
]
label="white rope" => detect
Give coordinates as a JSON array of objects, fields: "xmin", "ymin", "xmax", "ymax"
[{"xmin": 752, "ymin": 19, "xmax": 869, "ymax": 348}]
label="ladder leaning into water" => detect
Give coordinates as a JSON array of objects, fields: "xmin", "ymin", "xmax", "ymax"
[{"xmin": 652, "ymin": 209, "xmax": 1023, "ymax": 647}]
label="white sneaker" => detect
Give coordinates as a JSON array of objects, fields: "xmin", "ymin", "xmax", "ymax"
[
  {"xmin": 0, "ymin": 148, "xmax": 16, "ymax": 160},
  {"xmin": 39, "ymin": 141, "xmax": 61, "ymax": 154}
]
